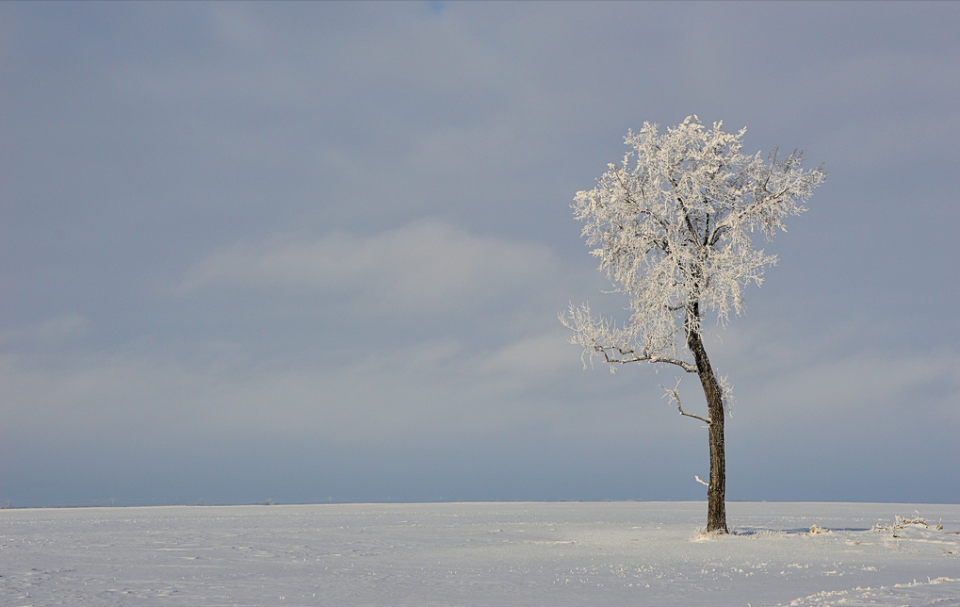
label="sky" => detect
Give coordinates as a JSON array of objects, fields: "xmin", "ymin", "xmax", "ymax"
[{"xmin": 1, "ymin": 1, "xmax": 958, "ymax": 508}]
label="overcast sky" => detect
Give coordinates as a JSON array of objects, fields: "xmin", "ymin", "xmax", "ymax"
[{"xmin": 2, "ymin": 2, "xmax": 958, "ymax": 508}]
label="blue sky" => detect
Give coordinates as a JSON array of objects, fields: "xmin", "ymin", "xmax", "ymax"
[{"xmin": 1, "ymin": 2, "xmax": 958, "ymax": 507}]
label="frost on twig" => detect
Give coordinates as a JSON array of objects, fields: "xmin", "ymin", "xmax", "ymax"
[
  {"xmin": 874, "ymin": 514, "xmax": 927, "ymax": 531},
  {"xmin": 561, "ymin": 304, "xmax": 697, "ymax": 373},
  {"xmin": 873, "ymin": 513, "xmax": 943, "ymax": 535},
  {"xmin": 718, "ymin": 374, "xmax": 735, "ymax": 417},
  {"xmin": 661, "ymin": 379, "xmax": 711, "ymax": 425}
]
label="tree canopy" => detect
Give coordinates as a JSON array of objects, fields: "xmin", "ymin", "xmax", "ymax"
[{"xmin": 564, "ymin": 116, "xmax": 826, "ymax": 372}]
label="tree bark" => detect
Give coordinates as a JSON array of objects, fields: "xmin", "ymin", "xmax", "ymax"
[{"xmin": 686, "ymin": 303, "xmax": 728, "ymax": 534}]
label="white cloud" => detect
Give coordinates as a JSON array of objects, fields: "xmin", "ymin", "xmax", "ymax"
[
  {"xmin": 178, "ymin": 218, "xmax": 561, "ymax": 315},
  {"xmin": 0, "ymin": 337, "xmax": 524, "ymax": 450},
  {"xmin": 754, "ymin": 352, "xmax": 958, "ymax": 415},
  {"xmin": 481, "ymin": 330, "xmax": 578, "ymax": 379},
  {"xmin": 712, "ymin": 319, "xmax": 960, "ymax": 433},
  {"xmin": 0, "ymin": 314, "xmax": 90, "ymax": 346}
]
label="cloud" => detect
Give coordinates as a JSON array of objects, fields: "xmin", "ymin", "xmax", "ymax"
[
  {"xmin": 177, "ymin": 218, "xmax": 561, "ymax": 315},
  {"xmin": 0, "ymin": 336, "xmax": 542, "ymax": 451},
  {"xmin": 749, "ymin": 352, "xmax": 959, "ymax": 422},
  {"xmin": 710, "ymin": 318, "xmax": 960, "ymax": 433},
  {"xmin": 481, "ymin": 330, "xmax": 577, "ymax": 379},
  {"xmin": 0, "ymin": 314, "xmax": 90, "ymax": 347}
]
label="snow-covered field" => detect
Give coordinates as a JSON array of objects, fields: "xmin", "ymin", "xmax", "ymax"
[{"xmin": 1, "ymin": 501, "xmax": 958, "ymax": 606}]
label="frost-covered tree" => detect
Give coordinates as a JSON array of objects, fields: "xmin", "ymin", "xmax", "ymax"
[{"xmin": 562, "ymin": 116, "xmax": 825, "ymax": 533}]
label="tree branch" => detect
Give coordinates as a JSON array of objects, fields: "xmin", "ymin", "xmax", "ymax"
[
  {"xmin": 599, "ymin": 346, "xmax": 697, "ymax": 373},
  {"xmin": 662, "ymin": 379, "xmax": 712, "ymax": 424},
  {"xmin": 638, "ymin": 207, "xmax": 669, "ymax": 232},
  {"xmin": 667, "ymin": 175, "xmax": 705, "ymax": 253},
  {"xmin": 707, "ymin": 224, "xmax": 729, "ymax": 247}
]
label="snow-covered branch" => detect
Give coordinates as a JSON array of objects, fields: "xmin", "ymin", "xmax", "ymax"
[
  {"xmin": 560, "ymin": 304, "xmax": 697, "ymax": 372},
  {"xmin": 662, "ymin": 379, "xmax": 711, "ymax": 425},
  {"xmin": 598, "ymin": 346, "xmax": 697, "ymax": 373}
]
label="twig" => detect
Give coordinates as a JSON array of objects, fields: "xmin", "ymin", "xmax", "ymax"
[{"xmin": 661, "ymin": 379, "xmax": 712, "ymax": 425}]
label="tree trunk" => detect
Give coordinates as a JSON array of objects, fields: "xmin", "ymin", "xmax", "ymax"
[{"xmin": 686, "ymin": 304, "xmax": 728, "ymax": 534}]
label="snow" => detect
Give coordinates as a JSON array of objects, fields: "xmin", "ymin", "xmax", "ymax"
[{"xmin": 2, "ymin": 501, "xmax": 958, "ymax": 606}]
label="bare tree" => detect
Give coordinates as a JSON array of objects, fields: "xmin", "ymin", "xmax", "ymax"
[{"xmin": 562, "ymin": 116, "xmax": 825, "ymax": 533}]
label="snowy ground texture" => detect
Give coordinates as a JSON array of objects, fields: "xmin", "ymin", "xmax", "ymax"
[{"xmin": 1, "ymin": 501, "xmax": 958, "ymax": 607}]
